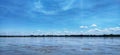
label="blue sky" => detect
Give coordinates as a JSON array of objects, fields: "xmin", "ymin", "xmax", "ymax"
[{"xmin": 0, "ymin": 0, "xmax": 120, "ymax": 35}]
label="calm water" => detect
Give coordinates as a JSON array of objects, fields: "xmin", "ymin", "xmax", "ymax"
[{"xmin": 0, "ymin": 37, "xmax": 120, "ymax": 55}]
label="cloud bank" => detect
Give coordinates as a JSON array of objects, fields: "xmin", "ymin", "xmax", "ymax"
[{"xmin": 1, "ymin": 27, "xmax": 120, "ymax": 35}]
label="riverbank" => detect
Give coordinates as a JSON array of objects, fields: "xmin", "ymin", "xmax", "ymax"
[{"xmin": 0, "ymin": 34, "xmax": 120, "ymax": 37}]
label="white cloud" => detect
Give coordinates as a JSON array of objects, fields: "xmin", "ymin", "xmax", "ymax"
[
  {"xmin": 80, "ymin": 26, "xmax": 88, "ymax": 28},
  {"xmin": 1, "ymin": 27, "xmax": 120, "ymax": 35},
  {"xmin": 91, "ymin": 24, "xmax": 97, "ymax": 27},
  {"xmin": 26, "ymin": 27, "xmax": 120, "ymax": 35},
  {"xmin": 86, "ymin": 27, "xmax": 120, "ymax": 35},
  {"xmin": 80, "ymin": 24, "xmax": 97, "ymax": 29}
]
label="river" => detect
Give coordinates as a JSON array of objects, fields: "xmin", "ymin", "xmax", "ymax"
[{"xmin": 0, "ymin": 37, "xmax": 120, "ymax": 55}]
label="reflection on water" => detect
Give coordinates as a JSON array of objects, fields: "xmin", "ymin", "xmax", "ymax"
[{"xmin": 0, "ymin": 37, "xmax": 120, "ymax": 55}]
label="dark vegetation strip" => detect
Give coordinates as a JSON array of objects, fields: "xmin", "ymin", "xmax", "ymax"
[{"xmin": 0, "ymin": 34, "xmax": 120, "ymax": 37}]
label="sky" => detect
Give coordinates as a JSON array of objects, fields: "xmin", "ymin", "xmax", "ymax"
[{"xmin": 0, "ymin": 0, "xmax": 120, "ymax": 35}]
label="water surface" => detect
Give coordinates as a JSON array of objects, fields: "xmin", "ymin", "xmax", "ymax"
[{"xmin": 0, "ymin": 37, "xmax": 120, "ymax": 55}]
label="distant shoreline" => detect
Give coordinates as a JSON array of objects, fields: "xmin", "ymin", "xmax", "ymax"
[{"xmin": 0, "ymin": 34, "xmax": 120, "ymax": 37}]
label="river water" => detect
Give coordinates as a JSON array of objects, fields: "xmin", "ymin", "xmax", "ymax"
[{"xmin": 0, "ymin": 37, "xmax": 120, "ymax": 55}]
